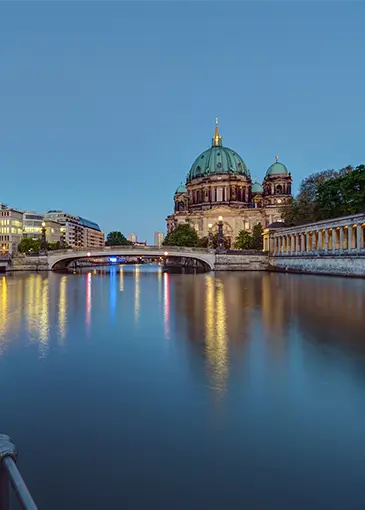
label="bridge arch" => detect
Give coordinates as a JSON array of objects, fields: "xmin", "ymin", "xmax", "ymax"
[{"xmin": 48, "ymin": 247, "xmax": 216, "ymax": 271}]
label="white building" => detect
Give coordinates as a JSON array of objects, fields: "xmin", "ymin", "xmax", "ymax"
[
  {"xmin": 0, "ymin": 204, "xmax": 23, "ymax": 254},
  {"xmin": 23, "ymin": 211, "xmax": 62, "ymax": 244},
  {"xmin": 154, "ymin": 231, "xmax": 164, "ymax": 247},
  {"xmin": 128, "ymin": 233, "xmax": 137, "ymax": 244},
  {"xmin": 44, "ymin": 210, "xmax": 104, "ymax": 248}
]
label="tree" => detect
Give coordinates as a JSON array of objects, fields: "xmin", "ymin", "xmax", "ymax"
[
  {"xmin": 17, "ymin": 238, "xmax": 41, "ymax": 253},
  {"xmin": 252, "ymin": 222, "xmax": 263, "ymax": 250},
  {"xmin": 106, "ymin": 231, "xmax": 131, "ymax": 246},
  {"xmin": 282, "ymin": 165, "xmax": 363, "ymax": 226},
  {"xmin": 163, "ymin": 224, "xmax": 199, "ymax": 247},
  {"xmin": 47, "ymin": 241, "xmax": 61, "ymax": 251},
  {"xmin": 235, "ymin": 230, "xmax": 254, "ymax": 249}
]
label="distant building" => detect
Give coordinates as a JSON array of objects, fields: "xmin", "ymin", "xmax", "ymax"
[
  {"xmin": 154, "ymin": 231, "xmax": 164, "ymax": 247},
  {"xmin": 0, "ymin": 204, "xmax": 23, "ymax": 254},
  {"xmin": 79, "ymin": 217, "xmax": 104, "ymax": 248},
  {"xmin": 133, "ymin": 241, "xmax": 147, "ymax": 247},
  {"xmin": 23, "ymin": 211, "xmax": 62, "ymax": 244},
  {"xmin": 128, "ymin": 233, "xmax": 137, "ymax": 244},
  {"xmin": 44, "ymin": 211, "xmax": 104, "ymax": 248}
]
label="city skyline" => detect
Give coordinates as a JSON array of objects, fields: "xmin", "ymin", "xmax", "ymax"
[{"xmin": 1, "ymin": 3, "xmax": 364, "ymax": 242}]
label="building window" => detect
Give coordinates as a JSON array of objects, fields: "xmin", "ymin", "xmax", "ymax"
[{"xmin": 216, "ymin": 188, "xmax": 223, "ymax": 202}]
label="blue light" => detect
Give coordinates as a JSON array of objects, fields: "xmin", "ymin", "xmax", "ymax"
[{"xmin": 109, "ymin": 257, "xmax": 117, "ymax": 263}]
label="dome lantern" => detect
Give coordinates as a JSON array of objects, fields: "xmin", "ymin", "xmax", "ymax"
[{"xmin": 212, "ymin": 117, "xmax": 222, "ymax": 147}]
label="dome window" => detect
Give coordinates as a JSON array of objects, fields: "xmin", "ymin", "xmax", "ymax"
[
  {"xmin": 217, "ymin": 162, "xmax": 222, "ymax": 168},
  {"xmin": 196, "ymin": 166, "xmax": 201, "ymax": 173},
  {"xmin": 201, "ymin": 155, "xmax": 204, "ymax": 159},
  {"xmin": 217, "ymin": 152, "xmax": 220, "ymax": 156}
]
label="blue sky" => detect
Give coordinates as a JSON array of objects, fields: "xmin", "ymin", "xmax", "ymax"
[{"xmin": 1, "ymin": 2, "xmax": 364, "ymax": 242}]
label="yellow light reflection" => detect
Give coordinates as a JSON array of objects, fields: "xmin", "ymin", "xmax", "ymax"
[
  {"xmin": 38, "ymin": 279, "xmax": 49, "ymax": 358},
  {"xmin": 205, "ymin": 276, "xmax": 228, "ymax": 396},
  {"xmin": 58, "ymin": 276, "xmax": 67, "ymax": 344},
  {"xmin": 134, "ymin": 266, "xmax": 140, "ymax": 325},
  {"xmin": 0, "ymin": 277, "xmax": 8, "ymax": 354}
]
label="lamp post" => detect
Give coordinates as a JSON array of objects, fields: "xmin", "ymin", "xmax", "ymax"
[
  {"xmin": 41, "ymin": 221, "xmax": 47, "ymax": 253},
  {"xmin": 208, "ymin": 223, "xmax": 213, "ymax": 249},
  {"xmin": 216, "ymin": 216, "xmax": 226, "ymax": 253}
]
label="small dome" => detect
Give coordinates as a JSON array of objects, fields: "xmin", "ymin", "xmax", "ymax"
[
  {"xmin": 268, "ymin": 221, "xmax": 286, "ymax": 229},
  {"xmin": 266, "ymin": 157, "xmax": 289, "ymax": 177},
  {"xmin": 175, "ymin": 183, "xmax": 187, "ymax": 194},
  {"xmin": 252, "ymin": 182, "xmax": 263, "ymax": 194}
]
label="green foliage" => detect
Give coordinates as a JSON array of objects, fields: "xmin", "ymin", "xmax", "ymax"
[
  {"xmin": 196, "ymin": 233, "xmax": 230, "ymax": 249},
  {"xmin": 18, "ymin": 238, "xmax": 41, "ymax": 253},
  {"xmin": 252, "ymin": 223, "xmax": 263, "ymax": 250},
  {"xmin": 163, "ymin": 223, "xmax": 199, "ymax": 247},
  {"xmin": 283, "ymin": 165, "xmax": 364, "ymax": 225},
  {"xmin": 235, "ymin": 223, "xmax": 263, "ymax": 250},
  {"xmin": 47, "ymin": 241, "xmax": 61, "ymax": 251},
  {"xmin": 235, "ymin": 230, "xmax": 254, "ymax": 249},
  {"xmin": 106, "ymin": 231, "xmax": 131, "ymax": 246}
]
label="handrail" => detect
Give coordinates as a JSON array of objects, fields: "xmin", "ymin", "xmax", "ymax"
[{"xmin": 0, "ymin": 435, "xmax": 38, "ymax": 510}]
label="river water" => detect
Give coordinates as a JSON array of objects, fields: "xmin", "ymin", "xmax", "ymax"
[{"xmin": 1, "ymin": 266, "xmax": 365, "ymax": 510}]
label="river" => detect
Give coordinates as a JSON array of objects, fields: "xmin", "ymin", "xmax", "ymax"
[{"xmin": 0, "ymin": 266, "xmax": 365, "ymax": 510}]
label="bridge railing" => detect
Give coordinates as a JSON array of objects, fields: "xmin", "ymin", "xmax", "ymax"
[
  {"xmin": 47, "ymin": 245, "xmax": 213, "ymax": 255},
  {"xmin": 0, "ymin": 435, "xmax": 37, "ymax": 510}
]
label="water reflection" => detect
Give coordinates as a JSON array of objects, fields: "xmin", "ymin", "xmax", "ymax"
[
  {"xmin": 134, "ymin": 266, "xmax": 140, "ymax": 325},
  {"xmin": 58, "ymin": 276, "xmax": 67, "ymax": 344},
  {"xmin": 163, "ymin": 272, "xmax": 170, "ymax": 339},
  {"xmin": 86, "ymin": 272, "xmax": 92, "ymax": 331}
]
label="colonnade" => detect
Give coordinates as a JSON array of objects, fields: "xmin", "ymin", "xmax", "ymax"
[{"xmin": 271, "ymin": 214, "xmax": 365, "ymax": 256}]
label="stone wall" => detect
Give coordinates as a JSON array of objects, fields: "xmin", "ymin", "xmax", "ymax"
[
  {"xmin": 214, "ymin": 254, "xmax": 268, "ymax": 271},
  {"xmin": 269, "ymin": 255, "xmax": 365, "ymax": 277},
  {"xmin": 9, "ymin": 255, "xmax": 49, "ymax": 271}
]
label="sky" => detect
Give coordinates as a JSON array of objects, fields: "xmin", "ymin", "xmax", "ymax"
[{"xmin": 1, "ymin": 2, "xmax": 364, "ymax": 242}]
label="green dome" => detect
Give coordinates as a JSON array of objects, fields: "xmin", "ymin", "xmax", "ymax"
[
  {"xmin": 252, "ymin": 182, "xmax": 263, "ymax": 193},
  {"xmin": 175, "ymin": 183, "xmax": 187, "ymax": 194},
  {"xmin": 266, "ymin": 159, "xmax": 289, "ymax": 177},
  {"xmin": 188, "ymin": 146, "xmax": 250, "ymax": 182}
]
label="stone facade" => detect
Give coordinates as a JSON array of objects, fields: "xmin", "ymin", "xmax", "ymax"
[
  {"xmin": 270, "ymin": 255, "xmax": 365, "ymax": 277},
  {"xmin": 166, "ymin": 121, "xmax": 292, "ymax": 247}
]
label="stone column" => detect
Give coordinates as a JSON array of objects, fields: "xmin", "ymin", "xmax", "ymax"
[
  {"xmin": 339, "ymin": 227, "xmax": 344, "ymax": 252},
  {"xmin": 294, "ymin": 234, "xmax": 298, "ymax": 253},
  {"xmin": 324, "ymin": 229, "xmax": 329, "ymax": 251},
  {"xmin": 305, "ymin": 232, "xmax": 309, "ymax": 252},
  {"xmin": 317, "ymin": 230, "xmax": 322, "ymax": 251},
  {"xmin": 301, "ymin": 233, "xmax": 305, "ymax": 253},
  {"xmin": 312, "ymin": 232, "xmax": 317, "ymax": 252},
  {"xmin": 348, "ymin": 225, "xmax": 352, "ymax": 251},
  {"xmin": 332, "ymin": 229, "xmax": 336, "ymax": 251},
  {"xmin": 356, "ymin": 224, "xmax": 363, "ymax": 251}
]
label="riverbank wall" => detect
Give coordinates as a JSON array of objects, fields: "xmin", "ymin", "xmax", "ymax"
[
  {"xmin": 214, "ymin": 253, "xmax": 268, "ymax": 271},
  {"xmin": 269, "ymin": 254, "xmax": 365, "ymax": 278}
]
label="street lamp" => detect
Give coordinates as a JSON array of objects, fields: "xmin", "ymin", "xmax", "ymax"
[
  {"xmin": 216, "ymin": 216, "xmax": 226, "ymax": 253},
  {"xmin": 208, "ymin": 223, "xmax": 213, "ymax": 249},
  {"xmin": 41, "ymin": 221, "xmax": 47, "ymax": 253}
]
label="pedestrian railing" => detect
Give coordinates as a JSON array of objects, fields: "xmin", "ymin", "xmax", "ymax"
[{"xmin": 0, "ymin": 435, "xmax": 38, "ymax": 510}]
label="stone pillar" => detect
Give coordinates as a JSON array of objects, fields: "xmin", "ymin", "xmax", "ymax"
[
  {"xmin": 324, "ymin": 229, "xmax": 329, "ymax": 251},
  {"xmin": 317, "ymin": 230, "xmax": 322, "ymax": 251},
  {"xmin": 357, "ymin": 224, "xmax": 363, "ymax": 251},
  {"xmin": 312, "ymin": 232, "xmax": 317, "ymax": 252},
  {"xmin": 294, "ymin": 234, "xmax": 298, "ymax": 253},
  {"xmin": 305, "ymin": 233, "xmax": 310, "ymax": 252},
  {"xmin": 339, "ymin": 227, "xmax": 344, "ymax": 252},
  {"xmin": 301, "ymin": 233, "xmax": 305, "ymax": 253},
  {"xmin": 332, "ymin": 229, "xmax": 336, "ymax": 251},
  {"xmin": 348, "ymin": 225, "xmax": 352, "ymax": 251}
]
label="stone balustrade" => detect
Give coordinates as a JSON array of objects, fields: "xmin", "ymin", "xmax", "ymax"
[{"xmin": 265, "ymin": 213, "xmax": 365, "ymax": 256}]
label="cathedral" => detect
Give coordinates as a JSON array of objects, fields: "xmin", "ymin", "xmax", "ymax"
[{"xmin": 166, "ymin": 120, "xmax": 292, "ymax": 247}]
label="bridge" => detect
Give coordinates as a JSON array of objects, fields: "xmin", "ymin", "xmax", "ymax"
[{"xmin": 47, "ymin": 245, "xmax": 216, "ymax": 270}]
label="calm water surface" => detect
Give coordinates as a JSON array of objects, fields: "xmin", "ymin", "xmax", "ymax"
[{"xmin": 1, "ymin": 266, "xmax": 365, "ymax": 510}]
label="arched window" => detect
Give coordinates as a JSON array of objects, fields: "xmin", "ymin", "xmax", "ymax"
[{"xmin": 276, "ymin": 184, "xmax": 283, "ymax": 194}]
